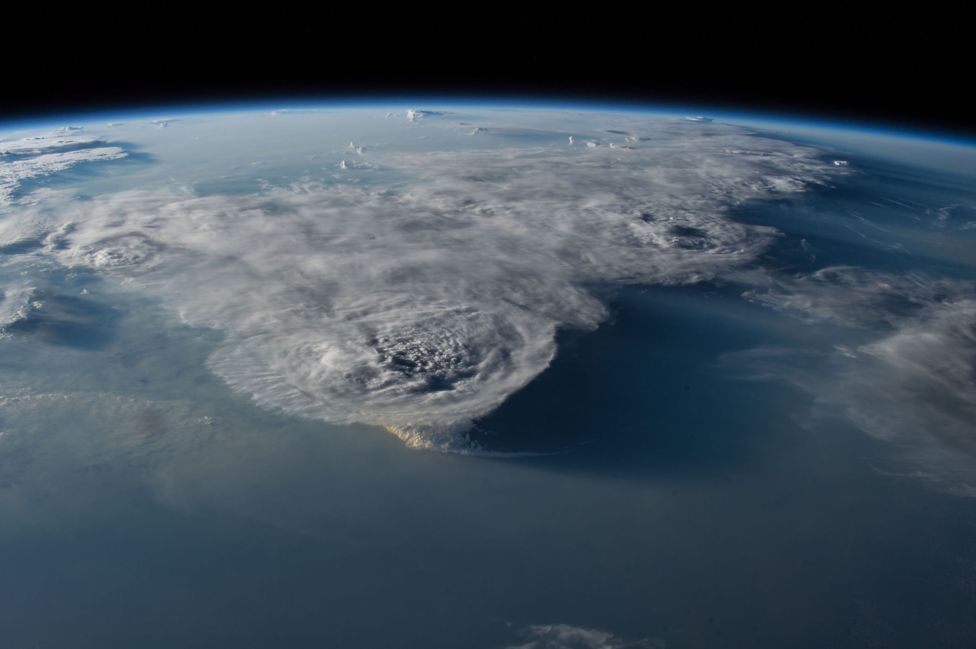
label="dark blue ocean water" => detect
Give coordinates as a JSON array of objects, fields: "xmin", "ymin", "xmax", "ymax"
[{"xmin": 3, "ymin": 282, "xmax": 975, "ymax": 649}]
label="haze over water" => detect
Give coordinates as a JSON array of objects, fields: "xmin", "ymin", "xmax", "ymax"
[{"xmin": 1, "ymin": 105, "xmax": 975, "ymax": 648}]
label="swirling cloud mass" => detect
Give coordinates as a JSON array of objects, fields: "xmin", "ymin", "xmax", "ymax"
[{"xmin": 1, "ymin": 121, "xmax": 841, "ymax": 450}]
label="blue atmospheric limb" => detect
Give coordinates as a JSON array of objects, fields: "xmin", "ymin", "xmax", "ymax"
[{"xmin": 2, "ymin": 95, "xmax": 975, "ymax": 149}]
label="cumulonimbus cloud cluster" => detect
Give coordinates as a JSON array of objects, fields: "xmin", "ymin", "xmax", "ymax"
[{"xmin": 2, "ymin": 124, "xmax": 841, "ymax": 450}]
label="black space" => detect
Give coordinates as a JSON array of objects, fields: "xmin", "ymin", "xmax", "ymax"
[{"xmin": 2, "ymin": 8, "xmax": 971, "ymax": 137}]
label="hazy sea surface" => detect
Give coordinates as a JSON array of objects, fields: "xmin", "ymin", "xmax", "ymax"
[{"xmin": 1, "ymin": 107, "xmax": 975, "ymax": 648}]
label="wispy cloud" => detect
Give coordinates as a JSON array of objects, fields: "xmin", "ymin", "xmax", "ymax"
[
  {"xmin": 732, "ymin": 268, "xmax": 976, "ymax": 495},
  {"xmin": 505, "ymin": 623, "xmax": 663, "ymax": 649},
  {"xmin": 741, "ymin": 265, "xmax": 968, "ymax": 328}
]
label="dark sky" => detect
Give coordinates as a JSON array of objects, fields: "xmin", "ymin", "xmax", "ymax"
[{"xmin": 3, "ymin": 9, "xmax": 970, "ymax": 137}]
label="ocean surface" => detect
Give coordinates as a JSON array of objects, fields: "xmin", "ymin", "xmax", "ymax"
[{"xmin": 1, "ymin": 106, "xmax": 975, "ymax": 648}]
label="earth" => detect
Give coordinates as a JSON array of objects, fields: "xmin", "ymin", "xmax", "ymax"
[{"xmin": 1, "ymin": 104, "xmax": 975, "ymax": 648}]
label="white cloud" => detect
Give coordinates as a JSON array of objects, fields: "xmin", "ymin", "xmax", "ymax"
[
  {"xmin": 0, "ymin": 132, "xmax": 126, "ymax": 205},
  {"xmin": 0, "ymin": 132, "xmax": 98, "ymax": 155},
  {"xmin": 505, "ymin": 624, "xmax": 662, "ymax": 649},
  {"xmin": 0, "ymin": 282, "xmax": 36, "ymax": 332},
  {"xmin": 9, "ymin": 124, "xmax": 838, "ymax": 451},
  {"xmin": 405, "ymin": 109, "xmax": 444, "ymax": 122}
]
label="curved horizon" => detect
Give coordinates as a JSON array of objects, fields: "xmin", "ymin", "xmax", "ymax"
[{"xmin": 1, "ymin": 95, "xmax": 975, "ymax": 149}]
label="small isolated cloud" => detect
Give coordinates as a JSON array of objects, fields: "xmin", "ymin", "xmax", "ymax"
[
  {"xmin": 0, "ymin": 283, "xmax": 36, "ymax": 333},
  {"xmin": 926, "ymin": 203, "xmax": 976, "ymax": 230},
  {"xmin": 405, "ymin": 109, "xmax": 444, "ymax": 122},
  {"xmin": 505, "ymin": 623, "xmax": 663, "ymax": 649}
]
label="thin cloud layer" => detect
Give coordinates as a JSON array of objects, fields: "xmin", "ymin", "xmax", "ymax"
[
  {"xmin": 505, "ymin": 624, "xmax": 662, "ymax": 649},
  {"xmin": 841, "ymin": 299, "xmax": 976, "ymax": 495},
  {"xmin": 0, "ymin": 389, "xmax": 222, "ymax": 496},
  {"xmin": 736, "ymin": 268, "xmax": 976, "ymax": 494},
  {"xmin": 0, "ymin": 283, "xmax": 35, "ymax": 332},
  {"xmin": 742, "ymin": 265, "xmax": 968, "ymax": 328}
]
